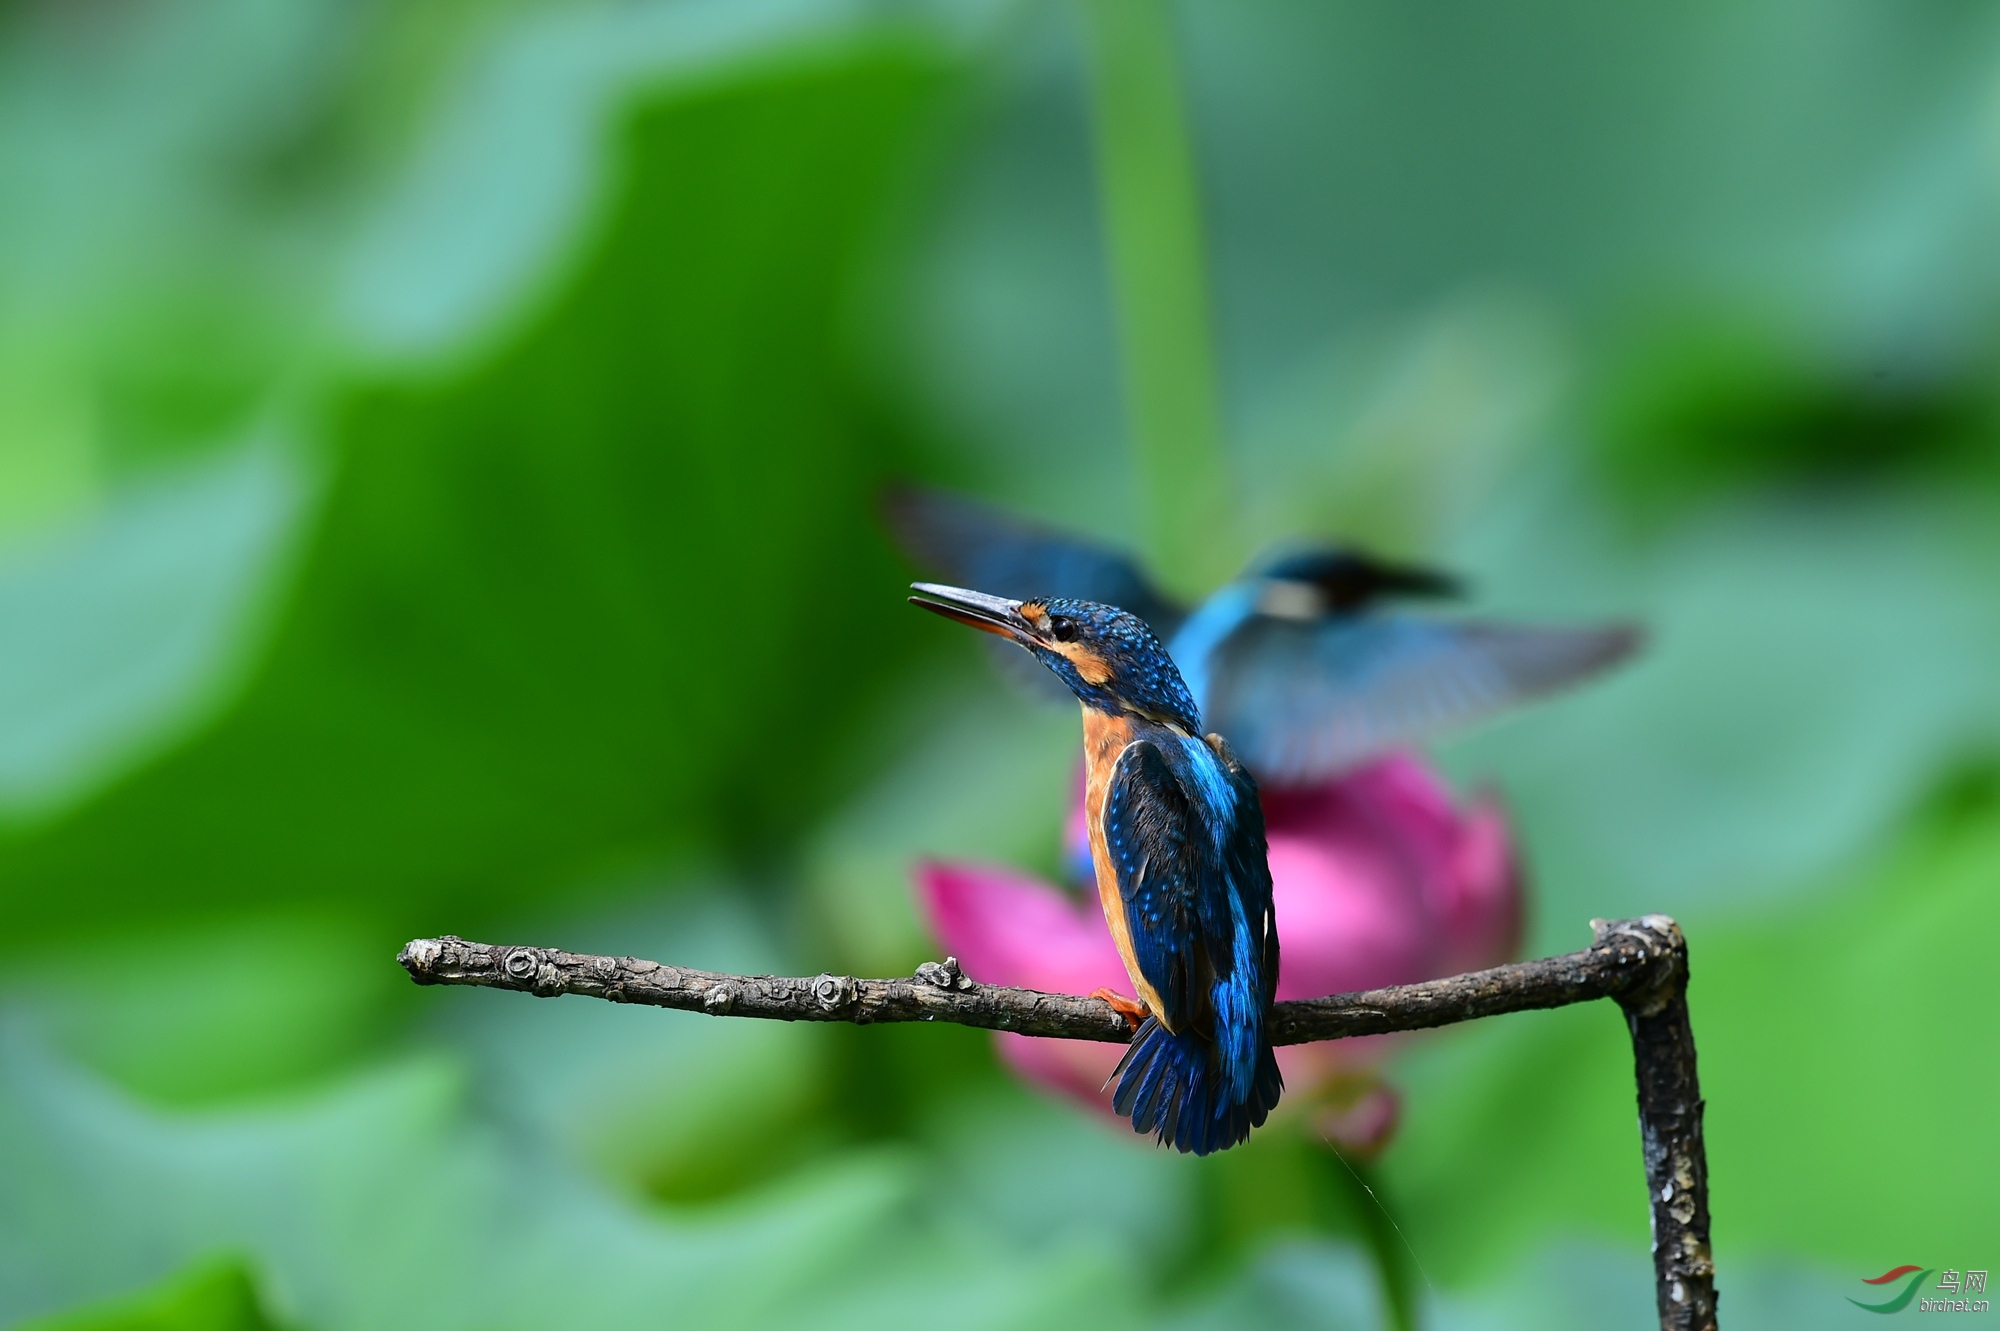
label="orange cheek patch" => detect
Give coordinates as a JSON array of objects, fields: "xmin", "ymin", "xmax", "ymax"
[{"xmin": 1062, "ymin": 645, "xmax": 1112, "ymax": 685}]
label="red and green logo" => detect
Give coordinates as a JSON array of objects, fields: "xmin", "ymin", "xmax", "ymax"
[{"xmin": 1850, "ymin": 1266, "xmax": 1932, "ymax": 1314}]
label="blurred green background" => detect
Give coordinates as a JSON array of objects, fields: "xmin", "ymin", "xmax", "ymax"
[{"xmin": 2, "ymin": 0, "xmax": 1996, "ymax": 1327}]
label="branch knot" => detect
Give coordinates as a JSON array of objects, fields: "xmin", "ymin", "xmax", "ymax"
[
  {"xmin": 1593, "ymin": 914, "xmax": 1687, "ymax": 1018},
  {"xmin": 811, "ymin": 973, "xmax": 857, "ymax": 1011},
  {"xmin": 914, "ymin": 956, "xmax": 972, "ymax": 991}
]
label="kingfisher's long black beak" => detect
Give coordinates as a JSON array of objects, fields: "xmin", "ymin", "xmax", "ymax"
[{"xmin": 909, "ymin": 583, "xmax": 1042, "ymax": 644}]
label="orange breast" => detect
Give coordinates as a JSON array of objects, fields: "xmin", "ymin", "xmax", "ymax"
[{"xmin": 1080, "ymin": 708, "xmax": 1171, "ymax": 1027}]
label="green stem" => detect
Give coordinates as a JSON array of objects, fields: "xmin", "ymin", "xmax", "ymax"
[{"xmin": 1077, "ymin": 0, "xmax": 1235, "ymax": 595}]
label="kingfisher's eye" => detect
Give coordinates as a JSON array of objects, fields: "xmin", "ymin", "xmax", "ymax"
[{"xmin": 1049, "ymin": 615, "xmax": 1078, "ymax": 643}]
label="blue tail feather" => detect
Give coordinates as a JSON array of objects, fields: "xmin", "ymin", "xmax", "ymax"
[
  {"xmin": 1111, "ymin": 1016, "xmax": 1283, "ymax": 1156},
  {"xmin": 1120, "ymin": 1038, "xmax": 1169, "ymax": 1126}
]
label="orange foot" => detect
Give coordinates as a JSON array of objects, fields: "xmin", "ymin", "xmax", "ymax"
[{"xmin": 1091, "ymin": 987, "xmax": 1149, "ymax": 1032}]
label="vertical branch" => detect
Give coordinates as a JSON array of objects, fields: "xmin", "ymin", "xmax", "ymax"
[
  {"xmin": 1603, "ymin": 917, "xmax": 1718, "ymax": 1331},
  {"xmin": 1077, "ymin": 0, "xmax": 1235, "ymax": 595}
]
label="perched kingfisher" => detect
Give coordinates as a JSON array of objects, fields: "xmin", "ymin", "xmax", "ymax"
[
  {"xmin": 910, "ymin": 582, "xmax": 1283, "ymax": 1155},
  {"xmin": 888, "ymin": 487, "xmax": 1638, "ymax": 785}
]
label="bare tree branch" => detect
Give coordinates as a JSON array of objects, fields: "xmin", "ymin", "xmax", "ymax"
[
  {"xmin": 398, "ymin": 914, "xmax": 1715, "ymax": 1331},
  {"xmin": 402, "ymin": 914, "xmax": 1664, "ymax": 1043}
]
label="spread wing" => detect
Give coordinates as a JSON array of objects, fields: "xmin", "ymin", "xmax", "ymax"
[
  {"xmin": 883, "ymin": 486, "xmax": 1184, "ymax": 636},
  {"xmin": 1203, "ymin": 614, "xmax": 1641, "ymax": 783},
  {"xmin": 1103, "ymin": 741, "xmax": 1228, "ymax": 1034}
]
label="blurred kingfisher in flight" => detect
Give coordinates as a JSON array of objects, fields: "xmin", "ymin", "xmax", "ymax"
[
  {"xmin": 911, "ymin": 583, "xmax": 1283, "ymax": 1155},
  {"xmin": 888, "ymin": 487, "xmax": 1638, "ymax": 785}
]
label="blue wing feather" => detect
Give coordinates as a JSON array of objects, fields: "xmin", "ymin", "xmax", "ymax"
[
  {"xmin": 1200, "ymin": 612, "xmax": 1639, "ymax": 781},
  {"xmin": 1103, "ymin": 741, "xmax": 1199, "ymax": 1028}
]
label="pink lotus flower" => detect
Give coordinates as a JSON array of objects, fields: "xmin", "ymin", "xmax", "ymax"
[{"xmin": 915, "ymin": 752, "xmax": 1520, "ymax": 1155}]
